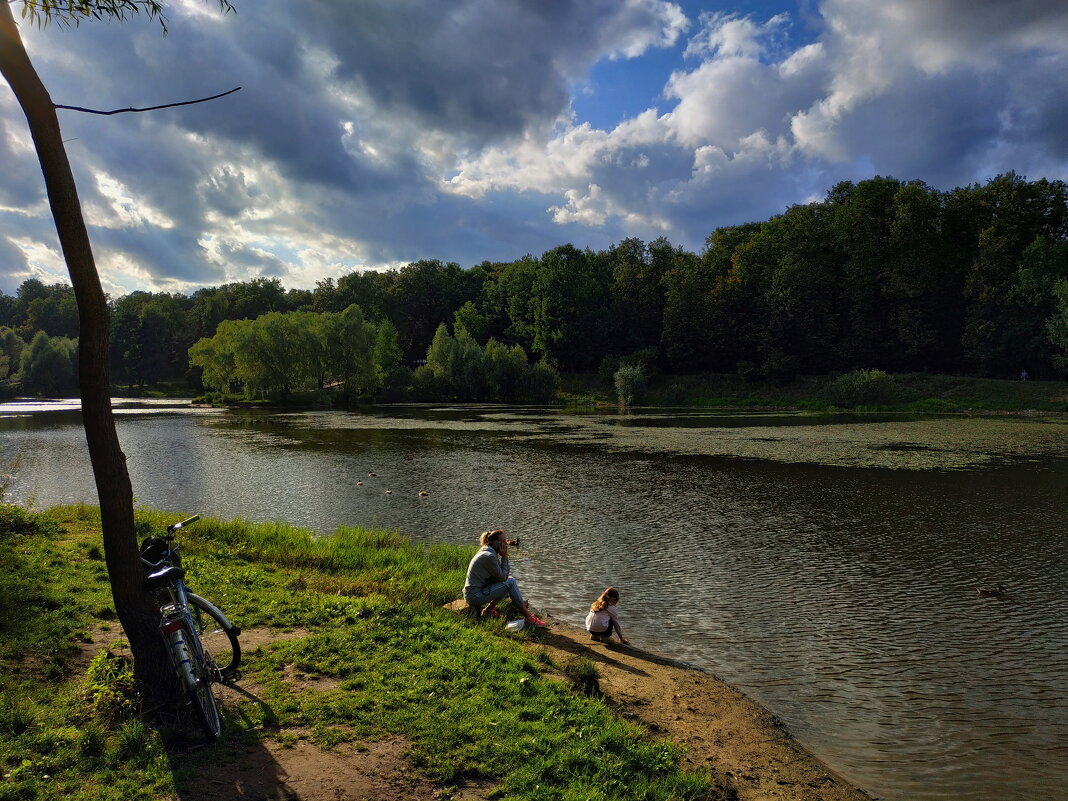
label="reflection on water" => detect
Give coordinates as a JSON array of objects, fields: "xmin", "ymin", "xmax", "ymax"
[{"xmin": 2, "ymin": 401, "xmax": 1066, "ymax": 801}]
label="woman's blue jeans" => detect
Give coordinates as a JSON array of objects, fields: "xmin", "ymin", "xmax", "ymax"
[{"xmin": 466, "ymin": 577, "xmax": 524, "ymax": 608}]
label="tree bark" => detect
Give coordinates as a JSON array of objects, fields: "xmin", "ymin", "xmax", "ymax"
[{"xmin": 0, "ymin": 4, "xmax": 175, "ymax": 708}]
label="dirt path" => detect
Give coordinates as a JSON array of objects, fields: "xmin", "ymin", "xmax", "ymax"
[{"xmin": 531, "ymin": 621, "xmax": 873, "ymax": 801}]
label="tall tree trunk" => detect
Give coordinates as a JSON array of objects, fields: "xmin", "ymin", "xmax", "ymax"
[{"xmin": 0, "ymin": 4, "xmax": 175, "ymax": 709}]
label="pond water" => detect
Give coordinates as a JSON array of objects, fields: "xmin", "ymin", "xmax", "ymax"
[{"xmin": 2, "ymin": 400, "xmax": 1066, "ymax": 801}]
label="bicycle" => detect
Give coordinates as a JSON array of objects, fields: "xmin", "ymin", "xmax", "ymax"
[{"xmin": 140, "ymin": 514, "xmax": 242, "ymax": 739}]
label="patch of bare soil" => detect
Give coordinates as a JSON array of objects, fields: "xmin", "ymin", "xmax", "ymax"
[
  {"xmin": 74, "ymin": 626, "xmax": 310, "ymax": 671},
  {"xmin": 532, "ymin": 621, "xmax": 873, "ymax": 801},
  {"xmin": 187, "ymin": 631, "xmax": 489, "ymax": 801},
  {"xmin": 175, "ymin": 735, "xmax": 447, "ymax": 801}
]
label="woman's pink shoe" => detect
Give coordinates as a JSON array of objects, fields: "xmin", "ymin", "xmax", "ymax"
[
  {"xmin": 526, "ymin": 614, "xmax": 547, "ymax": 628},
  {"xmin": 482, "ymin": 607, "xmax": 502, "ymax": 619}
]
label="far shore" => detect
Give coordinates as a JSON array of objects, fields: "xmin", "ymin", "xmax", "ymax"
[{"xmin": 69, "ymin": 369, "xmax": 1066, "ymax": 416}]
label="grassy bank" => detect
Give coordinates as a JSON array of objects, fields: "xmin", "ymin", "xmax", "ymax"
[
  {"xmin": 560, "ymin": 371, "xmax": 1068, "ymax": 413},
  {"xmin": 0, "ymin": 504, "xmax": 717, "ymax": 801}
]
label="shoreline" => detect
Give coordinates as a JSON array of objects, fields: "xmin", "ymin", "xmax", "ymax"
[
  {"xmin": 81, "ymin": 612, "xmax": 876, "ymax": 801},
  {"xmin": 532, "ymin": 616, "xmax": 873, "ymax": 801}
]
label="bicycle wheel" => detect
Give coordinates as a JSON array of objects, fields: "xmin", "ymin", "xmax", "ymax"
[
  {"xmin": 188, "ymin": 595, "xmax": 241, "ymax": 678},
  {"xmin": 186, "ymin": 643, "xmax": 222, "ymax": 739}
]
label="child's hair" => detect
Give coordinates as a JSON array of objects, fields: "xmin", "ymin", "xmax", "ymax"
[
  {"xmin": 590, "ymin": 587, "xmax": 620, "ymax": 612},
  {"xmin": 480, "ymin": 529, "xmax": 505, "ymax": 547}
]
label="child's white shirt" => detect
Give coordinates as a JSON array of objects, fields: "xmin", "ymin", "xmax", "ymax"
[{"xmin": 585, "ymin": 604, "xmax": 622, "ymax": 638}]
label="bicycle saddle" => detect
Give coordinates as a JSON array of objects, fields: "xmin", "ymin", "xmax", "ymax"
[{"xmin": 143, "ymin": 565, "xmax": 186, "ymax": 591}]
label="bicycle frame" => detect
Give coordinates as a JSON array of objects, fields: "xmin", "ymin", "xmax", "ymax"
[{"xmin": 158, "ymin": 578, "xmax": 206, "ymax": 687}]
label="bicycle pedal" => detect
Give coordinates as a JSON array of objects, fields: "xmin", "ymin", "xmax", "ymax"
[{"xmin": 221, "ymin": 670, "xmax": 242, "ymax": 685}]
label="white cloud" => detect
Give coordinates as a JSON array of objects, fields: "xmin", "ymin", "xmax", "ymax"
[
  {"xmin": 5, "ymin": 236, "xmax": 69, "ymax": 284},
  {"xmin": 95, "ymin": 248, "xmax": 167, "ymax": 296},
  {"xmin": 683, "ymin": 12, "xmax": 788, "ymax": 60},
  {"xmin": 820, "ymin": 0, "xmax": 1068, "ymax": 75},
  {"xmin": 85, "ymin": 170, "xmax": 175, "ymax": 230},
  {"xmin": 550, "ymin": 184, "xmax": 608, "ymax": 226},
  {"xmin": 601, "ymin": 0, "xmax": 690, "ymax": 59},
  {"xmin": 1, "ymin": 111, "xmax": 34, "ymax": 158}
]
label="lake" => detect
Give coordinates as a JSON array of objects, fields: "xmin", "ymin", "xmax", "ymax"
[{"xmin": 1, "ymin": 399, "xmax": 1066, "ymax": 801}]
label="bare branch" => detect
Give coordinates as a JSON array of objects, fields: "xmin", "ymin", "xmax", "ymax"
[{"xmin": 55, "ymin": 85, "xmax": 241, "ymax": 115}]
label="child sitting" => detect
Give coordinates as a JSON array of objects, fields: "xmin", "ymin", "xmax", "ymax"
[{"xmin": 585, "ymin": 587, "xmax": 628, "ymax": 644}]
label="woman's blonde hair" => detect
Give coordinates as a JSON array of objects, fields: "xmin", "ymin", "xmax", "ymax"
[
  {"xmin": 480, "ymin": 529, "xmax": 505, "ymax": 547},
  {"xmin": 590, "ymin": 587, "xmax": 619, "ymax": 612}
]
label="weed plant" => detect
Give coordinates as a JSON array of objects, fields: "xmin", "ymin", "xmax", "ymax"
[{"xmin": 561, "ymin": 656, "xmax": 602, "ymax": 696}]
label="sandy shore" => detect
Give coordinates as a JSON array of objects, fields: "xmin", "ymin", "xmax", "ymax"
[{"xmin": 533, "ymin": 618, "xmax": 873, "ymax": 801}]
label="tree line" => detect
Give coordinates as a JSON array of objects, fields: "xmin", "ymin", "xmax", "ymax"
[
  {"xmin": 2, "ymin": 171, "xmax": 1066, "ymax": 400},
  {"xmin": 187, "ymin": 306, "xmax": 558, "ymax": 402}
]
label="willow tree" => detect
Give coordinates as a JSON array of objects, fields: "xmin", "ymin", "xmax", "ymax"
[{"xmin": 0, "ymin": 0, "xmax": 233, "ymax": 711}]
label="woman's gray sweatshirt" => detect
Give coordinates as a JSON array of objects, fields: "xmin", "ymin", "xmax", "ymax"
[{"xmin": 463, "ymin": 546, "xmax": 510, "ymax": 599}]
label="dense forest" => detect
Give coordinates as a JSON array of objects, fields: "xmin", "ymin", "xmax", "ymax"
[{"xmin": 1, "ymin": 172, "xmax": 1066, "ymax": 401}]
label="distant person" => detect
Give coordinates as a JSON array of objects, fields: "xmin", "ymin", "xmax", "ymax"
[
  {"xmin": 1020, "ymin": 369, "xmax": 1029, "ymax": 380},
  {"xmin": 463, "ymin": 529, "xmax": 546, "ymax": 627},
  {"xmin": 585, "ymin": 587, "xmax": 628, "ymax": 645}
]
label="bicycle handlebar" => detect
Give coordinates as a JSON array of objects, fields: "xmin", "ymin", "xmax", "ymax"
[{"xmin": 166, "ymin": 514, "xmax": 200, "ymax": 535}]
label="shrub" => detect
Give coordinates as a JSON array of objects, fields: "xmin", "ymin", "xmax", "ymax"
[
  {"xmin": 82, "ymin": 650, "xmax": 138, "ymax": 727},
  {"xmin": 0, "ymin": 504, "xmax": 60, "ymax": 539},
  {"xmin": 410, "ymin": 364, "xmax": 446, "ymax": 400},
  {"xmin": 523, "ymin": 361, "xmax": 560, "ymax": 403},
  {"xmin": 601, "ymin": 348, "xmax": 658, "ymax": 384},
  {"xmin": 662, "ymin": 382, "xmax": 686, "ymax": 405},
  {"xmin": 762, "ymin": 350, "xmax": 800, "ymax": 385},
  {"xmin": 827, "ymin": 369, "xmax": 897, "ymax": 407},
  {"xmin": 598, "ymin": 355, "xmax": 623, "ymax": 383},
  {"xmin": 736, "ymin": 360, "xmax": 762, "ymax": 383},
  {"xmin": 115, "ymin": 718, "xmax": 153, "ymax": 765},
  {"xmin": 614, "ymin": 364, "xmax": 646, "ymax": 407}
]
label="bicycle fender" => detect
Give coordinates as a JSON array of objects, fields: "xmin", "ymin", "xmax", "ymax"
[{"xmin": 186, "ymin": 592, "xmax": 239, "ymax": 634}]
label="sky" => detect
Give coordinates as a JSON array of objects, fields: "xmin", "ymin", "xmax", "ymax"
[{"xmin": 1, "ymin": 0, "xmax": 1066, "ymax": 297}]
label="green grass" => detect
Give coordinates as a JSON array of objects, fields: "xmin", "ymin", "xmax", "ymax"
[
  {"xmin": 0, "ymin": 503, "xmax": 173, "ymax": 801},
  {"xmin": 0, "ymin": 504, "xmax": 719, "ymax": 801}
]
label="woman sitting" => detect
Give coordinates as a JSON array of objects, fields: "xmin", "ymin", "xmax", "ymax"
[{"xmin": 463, "ymin": 529, "xmax": 546, "ymax": 627}]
